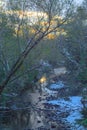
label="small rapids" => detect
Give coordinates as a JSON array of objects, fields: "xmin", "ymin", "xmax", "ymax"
[{"xmin": 45, "ymin": 80, "xmax": 85, "ymax": 130}]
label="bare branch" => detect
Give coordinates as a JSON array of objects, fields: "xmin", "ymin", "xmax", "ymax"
[{"xmin": 0, "ymin": 0, "xmax": 74, "ymax": 94}]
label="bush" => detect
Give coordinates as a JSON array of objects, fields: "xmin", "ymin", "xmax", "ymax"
[
  {"xmin": 81, "ymin": 119, "xmax": 87, "ymax": 127},
  {"xmin": 81, "ymin": 108, "xmax": 87, "ymax": 118},
  {"xmin": 78, "ymin": 69, "xmax": 87, "ymax": 84},
  {"xmin": 77, "ymin": 109, "xmax": 87, "ymax": 128}
]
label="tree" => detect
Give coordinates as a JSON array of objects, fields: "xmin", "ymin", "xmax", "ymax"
[
  {"xmin": 57, "ymin": 2, "xmax": 87, "ymax": 75},
  {"xmin": 0, "ymin": 0, "xmax": 74, "ymax": 94}
]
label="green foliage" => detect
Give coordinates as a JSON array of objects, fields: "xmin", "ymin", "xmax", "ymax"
[
  {"xmin": 78, "ymin": 69, "xmax": 87, "ymax": 84},
  {"xmin": 27, "ymin": 70, "xmax": 38, "ymax": 83},
  {"xmin": 79, "ymin": 119, "xmax": 87, "ymax": 127},
  {"xmin": 0, "ymin": 65, "xmax": 5, "ymax": 83},
  {"xmin": 77, "ymin": 109, "xmax": 87, "ymax": 127},
  {"xmin": 81, "ymin": 108, "xmax": 87, "ymax": 118}
]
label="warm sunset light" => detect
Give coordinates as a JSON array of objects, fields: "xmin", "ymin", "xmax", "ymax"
[
  {"xmin": 39, "ymin": 76, "xmax": 46, "ymax": 84},
  {"xmin": 6, "ymin": 10, "xmax": 47, "ymax": 19},
  {"xmin": 1, "ymin": 0, "xmax": 86, "ymax": 129},
  {"xmin": 4, "ymin": 9, "xmax": 66, "ymax": 39}
]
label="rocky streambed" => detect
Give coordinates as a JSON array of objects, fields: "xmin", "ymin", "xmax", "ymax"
[
  {"xmin": 43, "ymin": 80, "xmax": 85, "ymax": 130},
  {"xmin": 0, "ymin": 80, "xmax": 86, "ymax": 130}
]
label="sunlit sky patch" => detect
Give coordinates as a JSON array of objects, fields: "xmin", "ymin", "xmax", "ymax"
[{"xmin": 74, "ymin": 0, "xmax": 83, "ymax": 5}]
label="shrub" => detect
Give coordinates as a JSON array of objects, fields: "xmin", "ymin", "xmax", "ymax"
[{"xmin": 78, "ymin": 69, "xmax": 87, "ymax": 84}]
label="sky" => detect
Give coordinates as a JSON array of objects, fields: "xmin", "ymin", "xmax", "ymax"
[{"xmin": 75, "ymin": 0, "xmax": 83, "ymax": 5}]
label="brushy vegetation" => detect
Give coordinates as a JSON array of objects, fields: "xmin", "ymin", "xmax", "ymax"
[
  {"xmin": 77, "ymin": 108, "xmax": 87, "ymax": 127},
  {"xmin": 1, "ymin": 0, "xmax": 87, "ymax": 129}
]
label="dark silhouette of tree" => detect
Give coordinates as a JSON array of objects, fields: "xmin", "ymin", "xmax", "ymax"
[{"xmin": 0, "ymin": 0, "xmax": 74, "ymax": 94}]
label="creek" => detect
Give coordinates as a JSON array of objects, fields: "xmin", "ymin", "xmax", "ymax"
[
  {"xmin": 0, "ymin": 77, "xmax": 86, "ymax": 130},
  {"xmin": 44, "ymin": 80, "xmax": 85, "ymax": 130}
]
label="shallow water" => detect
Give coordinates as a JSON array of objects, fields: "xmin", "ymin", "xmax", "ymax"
[{"xmin": 46, "ymin": 81, "xmax": 85, "ymax": 130}]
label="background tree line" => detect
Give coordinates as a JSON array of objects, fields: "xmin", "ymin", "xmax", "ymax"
[
  {"xmin": 0, "ymin": 0, "xmax": 74, "ymax": 95},
  {"xmin": 0, "ymin": 0, "xmax": 87, "ymax": 96}
]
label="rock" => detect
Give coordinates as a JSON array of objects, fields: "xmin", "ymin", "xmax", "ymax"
[{"xmin": 54, "ymin": 67, "xmax": 67, "ymax": 76}]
